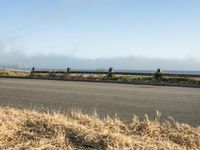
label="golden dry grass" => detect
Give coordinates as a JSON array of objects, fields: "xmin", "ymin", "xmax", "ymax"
[
  {"xmin": 0, "ymin": 107, "xmax": 200, "ymax": 150},
  {"xmin": 0, "ymin": 70, "xmax": 28, "ymax": 77}
]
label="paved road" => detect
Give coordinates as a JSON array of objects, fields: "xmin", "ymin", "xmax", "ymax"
[{"xmin": 0, "ymin": 78, "xmax": 200, "ymax": 126}]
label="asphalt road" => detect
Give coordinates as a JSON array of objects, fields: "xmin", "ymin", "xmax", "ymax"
[{"xmin": 0, "ymin": 78, "xmax": 200, "ymax": 126}]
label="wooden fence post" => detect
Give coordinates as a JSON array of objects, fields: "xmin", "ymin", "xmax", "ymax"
[
  {"xmin": 107, "ymin": 67, "xmax": 113, "ymax": 78},
  {"xmin": 64, "ymin": 67, "xmax": 71, "ymax": 78},
  {"xmin": 30, "ymin": 67, "xmax": 35, "ymax": 77},
  {"xmin": 67, "ymin": 67, "xmax": 71, "ymax": 74}
]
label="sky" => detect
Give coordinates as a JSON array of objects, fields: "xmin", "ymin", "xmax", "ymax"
[{"xmin": 0, "ymin": 0, "xmax": 200, "ymax": 70}]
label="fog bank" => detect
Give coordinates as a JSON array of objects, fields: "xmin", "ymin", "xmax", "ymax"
[{"xmin": 0, "ymin": 50, "xmax": 200, "ymax": 71}]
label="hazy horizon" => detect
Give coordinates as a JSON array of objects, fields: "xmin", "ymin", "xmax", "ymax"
[{"xmin": 1, "ymin": 49, "xmax": 200, "ymax": 71}]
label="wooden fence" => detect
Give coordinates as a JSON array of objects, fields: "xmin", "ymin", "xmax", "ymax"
[{"xmin": 30, "ymin": 67, "xmax": 200, "ymax": 78}]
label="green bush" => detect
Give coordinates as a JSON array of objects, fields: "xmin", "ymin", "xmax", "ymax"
[{"xmin": 154, "ymin": 69, "xmax": 163, "ymax": 80}]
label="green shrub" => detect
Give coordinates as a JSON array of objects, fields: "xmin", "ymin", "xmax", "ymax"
[{"xmin": 154, "ymin": 69, "xmax": 163, "ymax": 80}]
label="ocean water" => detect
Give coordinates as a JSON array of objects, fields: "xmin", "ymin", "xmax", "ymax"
[{"xmin": 116, "ymin": 70, "xmax": 200, "ymax": 75}]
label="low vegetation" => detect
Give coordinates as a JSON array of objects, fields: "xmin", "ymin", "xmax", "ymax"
[
  {"xmin": 0, "ymin": 107, "xmax": 200, "ymax": 150},
  {"xmin": 0, "ymin": 69, "xmax": 28, "ymax": 77},
  {"xmin": 1, "ymin": 69, "xmax": 200, "ymax": 85},
  {"xmin": 109, "ymin": 75, "xmax": 200, "ymax": 84}
]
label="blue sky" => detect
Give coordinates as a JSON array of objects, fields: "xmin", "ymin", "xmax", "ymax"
[{"xmin": 0, "ymin": 0, "xmax": 200, "ymax": 59}]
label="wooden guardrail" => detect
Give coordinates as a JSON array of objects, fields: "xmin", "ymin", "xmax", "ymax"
[{"xmin": 30, "ymin": 67, "xmax": 200, "ymax": 78}]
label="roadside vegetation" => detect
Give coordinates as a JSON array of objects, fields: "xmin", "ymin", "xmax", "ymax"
[
  {"xmin": 0, "ymin": 107, "xmax": 200, "ymax": 150},
  {"xmin": 1, "ymin": 69, "xmax": 200, "ymax": 85},
  {"xmin": 108, "ymin": 75, "xmax": 200, "ymax": 84},
  {"xmin": 0, "ymin": 69, "xmax": 28, "ymax": 77}
]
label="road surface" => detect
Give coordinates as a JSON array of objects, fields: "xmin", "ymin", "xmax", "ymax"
[{"xmin": 0, "ymin": 78, "xmax": 200, "ymax": 126}]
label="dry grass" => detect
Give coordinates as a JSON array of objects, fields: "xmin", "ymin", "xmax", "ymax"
[
  {"xmin": 0, "ymin": 107, "xmax": 200, "ymax": 150},
  {"xmin": 0, "ymin": 70, "xmax": 28, "ymax": 77}
]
